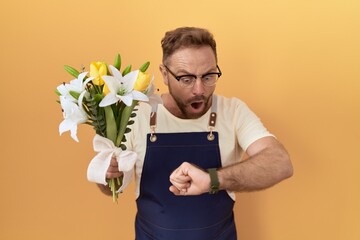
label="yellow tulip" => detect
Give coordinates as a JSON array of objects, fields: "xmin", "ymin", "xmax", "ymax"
[
  {"xmin": 90, "ymin": 62, "xmax": 107, "ymax": 85},
  {"xmin": 134, "ymin": 71, "xmax": 151, "ymax": 92}
]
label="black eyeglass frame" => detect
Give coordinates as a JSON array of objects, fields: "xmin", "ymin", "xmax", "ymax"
[{"xmin": 163, "ymin": 65, "xmax": 222, "ymax": 84}]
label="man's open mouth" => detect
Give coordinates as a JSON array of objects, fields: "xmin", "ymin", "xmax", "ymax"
[{"xmin": 190, "ymin": 101, "xmax": 204, "ymax": 110}]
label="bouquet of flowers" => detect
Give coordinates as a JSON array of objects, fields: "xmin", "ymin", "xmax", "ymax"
[{"xmin": 56, "ymin": 53, "xmax": 157, "ymax": 203}]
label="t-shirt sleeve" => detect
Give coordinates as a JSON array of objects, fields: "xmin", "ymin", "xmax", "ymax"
[{"xmin": 235, "ymin": 101, "xmax": 274, "ymax": 151}]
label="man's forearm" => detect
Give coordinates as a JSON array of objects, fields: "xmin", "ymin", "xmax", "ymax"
[{"xmin": 218, "ymin": 143, "xmax": 293, "ymax": 192}]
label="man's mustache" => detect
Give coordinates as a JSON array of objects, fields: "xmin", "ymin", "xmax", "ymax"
[{"xmin": 186, "ymin": 96, "xmax": 206, "ymax": 104}]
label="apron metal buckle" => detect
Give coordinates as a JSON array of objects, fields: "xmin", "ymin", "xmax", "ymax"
[
  {"xmin": 207, "ymin": 127, "xmax": 215, "ymax": 141},
  {"xmin": 150, "ymin": 125, "xmax": 157, "ymax": 142}
]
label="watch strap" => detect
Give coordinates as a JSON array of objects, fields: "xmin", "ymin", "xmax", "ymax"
[{"xmin": 207, "ymin": 168, "xmax": 220, "ymax": 194}]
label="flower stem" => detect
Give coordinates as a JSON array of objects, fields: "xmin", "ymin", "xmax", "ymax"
[
  {"xmin": 104, "ymin": 106, "xmax": 117, "ymax": 144},
  {"xmin": 109, "ymin": 100, "xmax": 137, "ymax": 203},
  {"xmin": 108, "ymin": 178, "xmax": 118, "ymax": 203},
  {"xmin": 115, "ymin": 101, "xmax": 138, "ymax": 147},
  {"xmin": 108, "ymin": 177, "xmax": 122, "ymax": 203}
]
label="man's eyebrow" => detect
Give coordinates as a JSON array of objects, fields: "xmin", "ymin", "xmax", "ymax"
[
  {"xmin": 175, "ymin": 67, "xmax": 217, "ymax": 75},
  {"xmin": 173, "ymin": 68, "xmax": 194, "ymax": 75}
]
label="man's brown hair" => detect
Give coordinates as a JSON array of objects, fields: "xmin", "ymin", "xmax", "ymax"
[{"xmin": 161, "ymin": 27, "xmax": 217, "ymax": 64}]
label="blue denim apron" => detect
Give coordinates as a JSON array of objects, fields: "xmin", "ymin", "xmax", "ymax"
[{"xmin": 135, "ymin": 96, "xmax": 237, "ymax": 240}]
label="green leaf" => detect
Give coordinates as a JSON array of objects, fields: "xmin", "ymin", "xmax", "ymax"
[
  {"xmin": 116, "ymin": 104, "xmax": 125, "ymax": 129},
  {"xmin": 105, "ymin": 63, "xmax": 110, "ymax": 75},
  {"xmin": 104, "ymin": 106, "xmax": 117, "ymax": 144},
  {"xmin": 87, "ymin": 98, "xmax": 107, "ymax": 137},
  {"xmin": 139, "ymin": 61, "xmax": 150, "ymax": 72},
  {"xmin": 115, "ymin": 100, "xmax": 137, "ymax": 147},
  {"xmin": 93, "ymin": 93, "xmax": 104, "ymax": 103},
  {"xmin": 55, "ymin": 89, "xmax": 61, "ymax": 96},
  {"xmin": 69, "ymin": 90, "xmax": 80, "ymax": 100},
  {"xmin": 122, "ymin": 64, "xmax": 132, "ymax": 76},
  {"xmin": 114, "ymin": 53, "xmax": 121, "ymax": 70},
  {"xmin": 64, "ymin": 65, "xmax": 80, "ymax": 78},
  {"xmin": 111, "ymin": 104, "xmax": 118, "ymax": 120}
]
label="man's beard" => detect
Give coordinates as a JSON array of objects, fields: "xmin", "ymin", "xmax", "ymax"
[{"xmin": 168, "ymin": 84, "xmax": 213, "ymax": 119}]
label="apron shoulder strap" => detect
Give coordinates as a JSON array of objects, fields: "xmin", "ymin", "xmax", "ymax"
[
  {"xmin": 149, "ymin": 104, "xmax": 158, "ymax": 142},
  {"xmin": 207, "ymin": 95, "xmax": 218, "ymax": 141},
  {"xmin": 150, "ymin": 104, "xmax": 158, "ymax": 127},
  {"xmin": 208, "ymin": 95, "xmax": 218, "ymax": 128}
]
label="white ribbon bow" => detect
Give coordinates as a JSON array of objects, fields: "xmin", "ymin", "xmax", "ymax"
[{"xmin": 87, "ymin": 134, "xmax": 137, "ymax": 192}]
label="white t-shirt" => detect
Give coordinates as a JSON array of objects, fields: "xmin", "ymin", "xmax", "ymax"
[{"xmin": 125, "ymin": 95, "xmax": 274, "ymax": 200}]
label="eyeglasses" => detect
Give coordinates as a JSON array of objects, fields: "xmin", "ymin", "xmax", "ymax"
[{"xmin": 164, "ymin": 65, "xmax": 222, "ymax": 88}]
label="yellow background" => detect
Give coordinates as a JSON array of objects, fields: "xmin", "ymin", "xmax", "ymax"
[{"xmin": 1, "ymin": 0, "xmax": 359, "ymax": 239}]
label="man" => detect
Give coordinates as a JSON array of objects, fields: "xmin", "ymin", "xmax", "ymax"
[{"xmin": 98, "ymin": 27, "xmax": 293, "ymax": 239}]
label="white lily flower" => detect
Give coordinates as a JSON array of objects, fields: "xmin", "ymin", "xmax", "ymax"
[
  {"xmin": 59, "ymin": 91, "xmax": 88, "ymax": 142},
  {"xmin": 99, "ymin": 65, "xmax": 149, "ymax": 107},
  {"xmin": 57, "ymin": 72, "xmax": 93, "ymax": 102}
]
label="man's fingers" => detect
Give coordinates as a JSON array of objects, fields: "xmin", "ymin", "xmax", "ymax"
[
  {"xmin": 169, "ymin": 185, "xmax": 180, "ymax": 195},
  {"xmin": 169, "ymin": 185, "xmax": 188, "ymax": 196},
  {"xmin": 109, "ymin": 158, "xmax": 119, "ymax": 167},
  {"xmin": 105, "ymin": 156, "xmax": 123, "ymax": 179},
  {"xmin": 170, "ymin": 167, "xmax": 191, "ymax": 182},
  {"xmin": 169, "ymin": 173, "xmax": 191, "ymax": 195},
  {"xmin": 171, "ymin": 181, "xmax": 190, "ymax": 190},
  {"xmin": 108, "ymin": 165, "xmax": 120, "ymax": 172},
  {"xmin": 170, "ymin": 174, "xmax": 191, "ymax": 183},
  {"xmin": 182, "ymin": 167, "xmax": 189, "ymax": 176},
  {"xmin": 169, "ymin": 174, "xmax": 191, "ymax": 189},
  {"xmin": 106, "ymin": 171, "xmax": 123, "ymax": 179}
]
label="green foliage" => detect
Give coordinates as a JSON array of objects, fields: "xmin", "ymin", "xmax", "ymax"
[
  {"xmin": 69, "ymin": 90, "xmax": 80, "ymax": 100},
  {"xmin": 139, "ymin": 61, "xmax": 150, "ymax": 72},
  {"xmin": 115, "ymin": 101, "xmax": 137, "ymax": 147},
  {"xmin": 122, "ymin": 64, "xmax": 132, "ymax": 76},
  {"xmin": 87, "ymin": 96, "xmax": 106, "ymax": 137},
  {"xmin": 114, "ymin": 54, "xmax": 121, "ymax": 70},
  {"xmin": 64, "ymin": 65, "xmax": 80, "ymax": 78},
  {"xmin": 104, "ymin": 106, "xmax": 117, "ymax": 143}
]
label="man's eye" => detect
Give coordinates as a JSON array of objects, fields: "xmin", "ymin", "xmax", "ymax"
[
  {"xmin": 203, "ymin": 74, "xmax": 217, "ymax": 81},
  {"xmin": 180, "ymin": 76, "xmax": 195, "ymax": 84}
]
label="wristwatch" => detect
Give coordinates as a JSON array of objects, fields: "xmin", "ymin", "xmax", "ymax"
[{"xmin": 207, "ymin": 168, "xmax": 220, "ymax": 194}]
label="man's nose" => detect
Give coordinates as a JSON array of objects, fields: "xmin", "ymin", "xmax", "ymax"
[{"xmin": 192, "ymin": 78, "xmax": 205, "ymax": 95}]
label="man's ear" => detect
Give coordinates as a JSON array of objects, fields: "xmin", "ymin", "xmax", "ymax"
[{"xmin": 159, "ymin": 64, "xmax": 169, "ymax": 86}]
